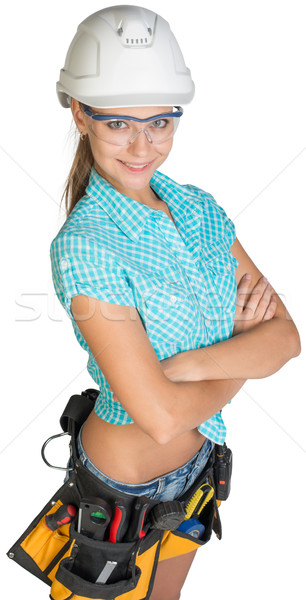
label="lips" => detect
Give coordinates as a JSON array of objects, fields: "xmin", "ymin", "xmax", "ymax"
[
  {"xmin": 118, "ymin": 159, "xmax": 154, "ymax": 173},
  {"xmin": 122, "ymin": 161, "xmax": 149, "ymax": 168}
]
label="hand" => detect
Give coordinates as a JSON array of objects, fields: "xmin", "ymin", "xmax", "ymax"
[
  {"xmin": 160, "ymin": 354, "xmax": 188, "ymax": 382},
  {"xmin": 233, "ymin": 273, "xmax": 277, "ymax": 336},
  {"xmin": 160, "ymin": 348, "xmax": 203, "ymax": 382}
]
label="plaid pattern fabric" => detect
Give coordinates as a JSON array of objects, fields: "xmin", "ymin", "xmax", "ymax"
[{"xmin": 50, "ymin": 167, "xmax": 239, "ymax": 443}]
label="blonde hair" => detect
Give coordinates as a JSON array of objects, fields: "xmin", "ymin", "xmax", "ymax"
[{"xmin": 61, "ymin": 133, "xmax": 94, "ymax": 218}]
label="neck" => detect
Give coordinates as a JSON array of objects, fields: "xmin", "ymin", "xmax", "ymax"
[{"xmin": 94, "ymin": 162, "xmax": 160, "ymax": 207}]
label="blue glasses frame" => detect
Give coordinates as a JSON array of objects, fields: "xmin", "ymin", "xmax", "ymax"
[{"xmin": 81, "ymin": 104, "xmax": 184, "ymax": 122}]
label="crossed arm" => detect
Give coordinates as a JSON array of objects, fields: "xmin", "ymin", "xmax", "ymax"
[
  {"xmin": 71, "ymin": 238, "xmax": 301, "ymax": 445},
  {"xmin": 161, "ymin": 239, "xmax": 300, "ymax": 383}
]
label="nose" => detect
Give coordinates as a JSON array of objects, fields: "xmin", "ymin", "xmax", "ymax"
[
  {"xmin": 128, "ymin": 128, "xmax": 152, "ymax": 146},
  {"xmin": 127, "ymin": 129, "xmax": 153, "ymax": 157}
]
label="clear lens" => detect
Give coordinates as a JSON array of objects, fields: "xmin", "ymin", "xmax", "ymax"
[{"xmin": 87, "ymin": 115, "xmax": 180, "ymax": 145}]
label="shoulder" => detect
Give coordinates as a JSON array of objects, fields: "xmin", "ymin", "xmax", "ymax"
[
  {"xmin": 50, "ymin": 227, "xmax": 118, "ymax": 288},
  {"xmin": 179, "ymin": 180, "xmax": 235, "ymax": 240},
  {"xmin": 154, "ymin": 171, "xmax": 235, "ymax": 242},
  {"xmin": 52, "ymin": 193, "xmax": 109, "ymax": 240},
  {"xmin": 155, "ymin": 171, "xmax": 223, "ymax": 212},
  {"xmin": 182, "ymin": 182, "xmax": 224, "ymax": 214},
  {"xmin": 50, "ymin": 228, "xmax": 117, "ymax": 276},
  {"xmin": 50, "ymin": 195, "xmax": 111, "ymax": 264},
  {"xmin": 180, "ymin": 181, "xmax": 236, "ymax": 248},
  {"xmin": 153, "ymin": 170, "xmax": 217, "ymax": 210}
]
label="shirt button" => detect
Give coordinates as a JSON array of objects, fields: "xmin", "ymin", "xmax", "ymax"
[
  {"xmin": 60, "ymin": 259, "xmax": 68, "ymax": 272},
  {"xmin": 170, "ymin": 295, "xmax": 177, "ymax": 304}
]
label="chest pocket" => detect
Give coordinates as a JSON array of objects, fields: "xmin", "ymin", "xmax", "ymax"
[
  {"xmin": 138, "ymin": 266, "xmax": 198, "ymax": 344},
  {"xmin": 200, "ymin": 240, "xmax": 238, "ymax": 301}
]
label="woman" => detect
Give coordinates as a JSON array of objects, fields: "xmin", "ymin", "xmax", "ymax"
[{"xmin": 50, "ymin": 6, "xmax": 300, "ymax": 600}]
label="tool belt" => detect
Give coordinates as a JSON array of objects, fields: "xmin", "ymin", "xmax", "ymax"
[{"xmin": 7, "ymin": 388, "xmax": 230, "ymax": 600}]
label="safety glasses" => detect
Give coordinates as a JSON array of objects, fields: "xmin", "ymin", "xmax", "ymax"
[{"xmin": 81, "ymin": 104, "xmax": 183, "ymax": 145}]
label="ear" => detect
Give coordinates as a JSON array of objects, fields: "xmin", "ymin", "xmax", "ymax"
[{"xmin": 71, "ymin": 99, "xmax": 88, "ymax": 135}]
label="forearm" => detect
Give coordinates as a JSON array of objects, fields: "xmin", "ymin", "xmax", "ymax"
[
  {"xmin": 162, "ymin": 376, "xmax": 246, "ymax": 442},
  {"xmin": 163, "ymin": 317, "xmax": 300, "ymax": 382}
]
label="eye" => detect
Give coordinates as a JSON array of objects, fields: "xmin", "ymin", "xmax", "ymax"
[
  {"xmin": 107, "ymin": 120, "xmax": 128, "ymax": 130},
  {"xmin": 150, "ymin": 119, "xmax": 169, "ymax": 129}
]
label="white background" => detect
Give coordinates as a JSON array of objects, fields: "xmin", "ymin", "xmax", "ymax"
[{"xmin": 1, "ymin": 1, "xmax": 305, "ymax": 598}]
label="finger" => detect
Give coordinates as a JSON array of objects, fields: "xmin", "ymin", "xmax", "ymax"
[
  {"xmin": 254, "ymin": 282, "xmax": 274, "ymax": 321},
  {"xmin": 263, "ymin": 296, "xmax": 278, "ymax": 320},
  {"xmin": 244, "ymin": 276, "xmax": 269, "ymax": 316},
  {"xmin": 235, "ymin": 273, "xmax": 252, "ymax": 314}
]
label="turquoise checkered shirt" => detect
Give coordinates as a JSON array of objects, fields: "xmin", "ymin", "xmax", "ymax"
[{"xmin": 50, "ymin": 167, "xmax": 239, "ymax": 443}]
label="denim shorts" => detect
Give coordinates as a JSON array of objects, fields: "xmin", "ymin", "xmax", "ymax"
[{"xmin": 74, "ymin": 426, "xmax": 214, "ymax": 502}]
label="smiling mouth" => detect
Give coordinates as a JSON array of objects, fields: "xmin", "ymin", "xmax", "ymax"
[{"xmin": 118, "ymin": 160, "xmax": 154, "ymax": 171}]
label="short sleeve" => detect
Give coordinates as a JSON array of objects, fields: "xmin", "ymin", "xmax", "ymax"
[
  {"xmin": 184, "ymin": 183, "xmax": 237, "ymax": 250},
  {"xmin": 50, "ymin": 233, "xmax": 136, "ymax": 320},
  {"xmin": 202, "ymin": 191, "xmax": 237, "ymax": 250},
  {"xmin": 212, "ymin": 200, "xmax": 236, "ymax": 249}
]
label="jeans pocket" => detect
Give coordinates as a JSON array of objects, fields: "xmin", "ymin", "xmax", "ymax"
[
  {"xmin": 154, "ymin": 480, "xmax": 186, "ymax": 502},
  {"xmin": 179, "ymin": 452, "xmax": 210, "ymax": 497}
]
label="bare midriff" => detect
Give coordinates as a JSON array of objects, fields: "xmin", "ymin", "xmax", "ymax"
[{"xmin": 81, "ymin": 411, "xmax": 206, "ymax": 484}]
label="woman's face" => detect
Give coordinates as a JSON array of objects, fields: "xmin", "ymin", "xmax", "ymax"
[{"xmin": 72, "ymin": 100, "xmax": 173, "ymax": 201}]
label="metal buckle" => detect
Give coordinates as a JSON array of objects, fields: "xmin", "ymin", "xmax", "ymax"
[{"xmin": 41, "ymin": 432, "xmax": 73, "ymax": 471}]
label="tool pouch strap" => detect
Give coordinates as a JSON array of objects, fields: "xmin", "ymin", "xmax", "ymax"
[{"xmin": 59, "ymin": 388, "xmax": 99, "ymax": 437}]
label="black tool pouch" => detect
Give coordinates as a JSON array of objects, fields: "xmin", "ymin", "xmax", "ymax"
[
  {"xmin": 7, "ymin": 388, "xmax": 230, "ymax": 599},
  {"xmin": 7, "ymin": 389, "xmax": 164, "ymax": 600},
  {"xmin": 51, "ymin": 522, "xmax": 162, "ymax": 600}
]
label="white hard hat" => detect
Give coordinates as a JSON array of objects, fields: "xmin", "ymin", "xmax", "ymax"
[{"xmin": 56, "ymin": 5, "xmax": 195, "ymax": 109}]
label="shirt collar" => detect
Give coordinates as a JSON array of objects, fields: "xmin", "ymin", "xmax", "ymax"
[{"xmin": 86, "ymin": 166, "xmax": 191, "ymax": 242}]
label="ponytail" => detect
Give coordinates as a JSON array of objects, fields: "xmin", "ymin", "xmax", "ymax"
[{"xmin": 61, "ymin": 134, "xmax": 93, "ymax": 218}]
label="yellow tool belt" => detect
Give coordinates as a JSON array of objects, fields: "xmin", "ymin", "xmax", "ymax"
[{"xmin": 7, "ymin": 389, "xmax": 224, "ymax": 600}]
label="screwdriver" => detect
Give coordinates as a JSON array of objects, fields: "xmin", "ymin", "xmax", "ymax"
[{"xmin": 45, "ymin": 504, "xmax": 77, "ymax": 531}]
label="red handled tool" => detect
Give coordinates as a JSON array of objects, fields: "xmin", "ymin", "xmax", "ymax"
[
  {"xmin": 108, "ymin": 501, "xmax": 128, "ymax": 543},
  {"xmin": 45, "ymin": 504, "xmax": 77, "ymax": 531}
]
